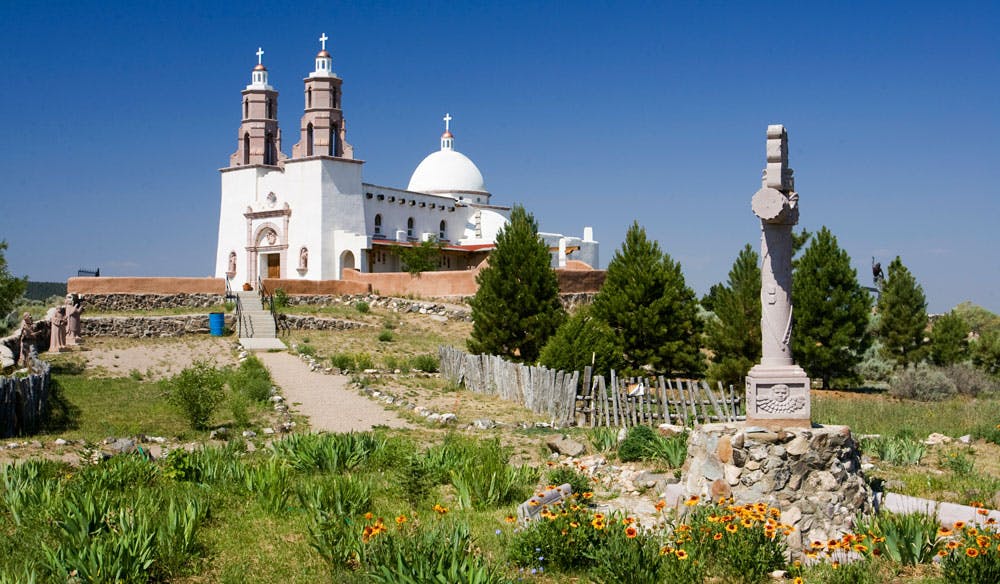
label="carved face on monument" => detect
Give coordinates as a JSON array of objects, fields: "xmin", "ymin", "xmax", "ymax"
[{"xmin": 772, "ymin": 384, "xmax": 789, "ymax": 403}]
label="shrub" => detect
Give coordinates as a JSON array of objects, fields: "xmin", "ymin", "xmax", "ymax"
[
  {"xmin": 273, "ymin": 288, "xmax": 289, "ymax": 308},
  {"xmin": 539, "ymin": 306, "xmax": 624, "ymax": 376},
  {"xmin": 355, "ymin": 301, "xmax": 370, "ymax": 313},
  {"xmin": 165, "ymin": 362, "xmax": 226, "ymax": 429},
  {"xmin": 409, "ymin": 353, "xmax": 439, "ymax": 373},
  {"xmin": 297, "ymin": 343, "xmax": 317, "ymax": 357},
  {"xmin": 888, "ymin": 363, "xmax": 957, "ymax": 401},
  {"xmin": 546, "ymin": 465, "xmax": 592, "ymax": 498},
  {"xmin": 855, "ymin": 341, "xmax": 896, "ymax": 384},
  {"xmin": 587, "ymin": 427, "xmax": 619, "ymax": 454},
  {"xmin": 228, "ymin": 391, "xmax": 251, "ymax": 428},
  {"xmin": 355, "ymin": 352, "xmax": 375, "ymax": 371},
  {"xmin": 377, "ymin": 329, "xmax": 394, "ymax": 342},
  {"xmin": 972, "ymin": 421, "xmax": 1000, "ymax": 446},
  {"xmin": 382, "ymin": 355, "xmax": 409, "ymax": 373},
  {"xmin": 330, "ymin": 352, "xmax": 354, "ymax": 371},
  {"xmin": 943, "ymin": 362, "xmax": 998, "ymax": 397},
  {"xmin": 618, "ymin": 425, "xmax": 686, "ymax": 465}
]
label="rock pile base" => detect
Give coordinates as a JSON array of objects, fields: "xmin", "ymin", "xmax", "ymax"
[{"xmin": 682, "ymin": 423, "xmax": 872, "ymax": 551}]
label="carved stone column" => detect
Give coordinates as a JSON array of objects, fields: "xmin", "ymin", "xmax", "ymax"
[{"xmin": 746, "ymin": 125, "xmax": 811, "ymax": 428}]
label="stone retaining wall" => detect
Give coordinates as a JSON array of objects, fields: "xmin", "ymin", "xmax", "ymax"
[
  {"xmin": 682, "ymin": 422, "xmax": 872, "ymax": 551},
  {"xmin": 83, "ymin": 293, "xmax": 225, "ymax": 312},
  {"xmin": 283, "ymin": 315, "xmax": 369, "ymax": 330},
  {"xmin": 82, "ymin": 315, "xmax": 224, "ymax": 338}
]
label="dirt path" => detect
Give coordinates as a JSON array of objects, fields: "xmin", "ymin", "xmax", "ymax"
[{"xmin": 255, "ymin": 352, "xmax": 410, "ymax": 432}]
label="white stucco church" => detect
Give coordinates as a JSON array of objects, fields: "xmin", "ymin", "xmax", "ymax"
[{"xmin": 215, "ymin": 36, "xmax": 598, "ymax": 283}]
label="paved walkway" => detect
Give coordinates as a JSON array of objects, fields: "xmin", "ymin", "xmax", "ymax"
[{"xmin": 255, "ymin": 351, "xmax": 409, "ymax": 432}]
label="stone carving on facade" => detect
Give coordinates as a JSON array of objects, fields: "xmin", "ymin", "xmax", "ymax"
[
  {"xmin": 298, "ymin": 247, "xmax": 309, "ymax": 273},
  {"xmin": 227, "ymin": 252, "xmax": 237, "ymax": 278},
  {"xmin": 265, "ymin": 229, "xmax": 278, "ymax": 245},
  {"xmin": 754, "ymin": 383, "xmax": 807, "ymax": 414}
]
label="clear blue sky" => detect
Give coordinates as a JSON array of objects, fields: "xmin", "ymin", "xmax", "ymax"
[{"xmin": 2, "ymin": 1, "xmax": 997, "ymax": 313}]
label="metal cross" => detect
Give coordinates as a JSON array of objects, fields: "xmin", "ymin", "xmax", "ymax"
[
  {"xmin": 256, "ymin": 47, "xmax": 264, "ymax": 65},
  {"xmin": 319, "ymin": 33, "xmax": 328, "ymax": 51},
  {"xmin": 443, "ymin": 113, "xmax": 452, "ymax": 132}
]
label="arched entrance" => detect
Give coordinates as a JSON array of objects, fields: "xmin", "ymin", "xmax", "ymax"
[{"xmin": 340, "ymin": 250, "xmax": 355, "ymax": 278}]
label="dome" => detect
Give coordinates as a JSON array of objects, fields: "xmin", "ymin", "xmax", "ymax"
[{"xmin": 407, "ymin": 148, "xmax": 488, "ymax": 195}]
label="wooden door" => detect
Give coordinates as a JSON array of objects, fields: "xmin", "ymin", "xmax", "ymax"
[{"xmin": 267, "ymin": 254, "xmax": 280, "ymax": 278}]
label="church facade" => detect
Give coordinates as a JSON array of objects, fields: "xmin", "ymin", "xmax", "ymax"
[{"xmin": 215, "ymin": 37, "xmax": 597, "ymax": 285}]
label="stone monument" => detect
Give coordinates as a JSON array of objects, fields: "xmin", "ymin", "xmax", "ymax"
[
  {"xmin": 679, "ymin": 126, "xmax": 872, "ymax": 553},
  {"xmin": 746, "ymin": 125, "xmax": 811, "ymax": 428}
]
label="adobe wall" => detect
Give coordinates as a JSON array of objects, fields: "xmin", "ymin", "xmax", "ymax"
[
  {"xmin": 340, "ymin": 269, "xmax": 480, "ymax": 297},
  {"xmin": 556, "ymin": 269, "xmax": 606, "ymax": 294},
  {"xmin": 261, "ymin": 278, "xmax": 370, "ymax": 296},
  {"xmin": 68, "ymin": 277, "xmax": 225, "ymax": 295}
]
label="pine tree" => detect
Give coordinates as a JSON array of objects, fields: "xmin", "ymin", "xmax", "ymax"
[
  {"xmin": 539, "ymin": 306, "xmax": 623, "ymax": 376},
  {"xmin": 467, "ymin": 206, "xmax": 565, "ymax": 363},
  {"xmin": 791, "ymin": 227, "xmax": 872, "ymax": 388},
  {"xmin": 876, "ymin": 257, "xmax": 929, "ymax": 367},
  {"xmin": 705, "ymin": 244, "xmax": 761, "ymax": 388},
  {"xmin": 929, "ymin": 311, "xmax": 969, "ymax": 366},
  {"xmin": 591, "ymin": 222, "xmax": 703, "ymax": 376}
]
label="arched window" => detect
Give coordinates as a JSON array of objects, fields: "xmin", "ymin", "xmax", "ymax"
[
  {"xmin": 331, "ymin": 124, "xmax": 339, "ymax": 157},
  {"xmin": 243, "ymin": 133, "xmax": 250, "ymax": 165},
  {"xmin": 266, "ymin": 99, "xmax": 273, "ymax": 119},
  {"xmin": 439, "ymin": 220, "xmax": 447, "ymax": 240},
  {"xmin": 332, "ymin": 88, "xmax": 338, "ymax": 108},
  {"xmin": 306, "ymin": 123, "xmax": 314, "ymax": 156},
  {"xmin": 306, "ymin": 87, "xmax": 312, "ymax": 109},
  {"xmin": 265, "ymin": 132, "xmax": 275, "ymax": 165},
  {"xmin": 243, "ymin": 99, "xmax": 248, "ymax": 119},
  {"xmin": 374, "ymin": 214, "xmax": 382, "ymax": 235},
  {"xmin": 407, "ymin": 217, "xmax": 414, "ymax": 238}
]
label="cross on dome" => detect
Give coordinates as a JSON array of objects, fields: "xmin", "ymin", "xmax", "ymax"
[
  {"xmin": 443, "ymin": 113, "xmax": 452, "ymax": 132},
  {"xmin": 319, "ymin": 33, "xmax": 328, "ymax": 51},
  {"xmin": 256, "ymin": 47, "xmax": 264, "ymax": 65}
]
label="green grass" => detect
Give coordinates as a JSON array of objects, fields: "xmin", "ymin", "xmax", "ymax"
[{"xmin": 813, "ymin": 393, "xmax": 1000, "ymax": 437}]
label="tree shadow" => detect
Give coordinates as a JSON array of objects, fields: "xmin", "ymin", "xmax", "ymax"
[{"xmin": 40, "ymin": 378, "xmax": 80, "ymax": 433}]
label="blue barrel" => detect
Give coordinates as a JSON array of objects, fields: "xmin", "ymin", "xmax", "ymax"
[{"xmin": 209, "ymin": 312, "xmax": 225, "ymax": 336}]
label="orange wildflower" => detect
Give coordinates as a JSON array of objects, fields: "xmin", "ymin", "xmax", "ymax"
[
  {"xmin": 433, "ymin": 504, "xmax": 449, "ymax": 515},
  {"xmin": 592, "ymin": 518, "xmax": 605, "ymax": 530},
  {"xmin": 725, "ymin": 523, "xmax": 738, "ymax": 533},
  {"xmin": 954, "ymin": 521, "xmax": 966, "ymax": 530},
  {"xmin": 504, "ymin": 514, "xmax": 516, "ymax": 523},
  {"xmin": 938, "ymin": 528, "xmax": 953, "ymax": 537},
  {"xmin": 713, "ymin": 533, "xmax": 723, "ymax": 541},
  {"xmin": 947, "ymin": 541, "xmax": 960, "ymax": 550},
  {"xmin": 675, "ymin": 549, "xmax": 689, "ymax": 560},
  {"xmin": 583, "ymin": 492, "xmax": 594, "ymax": 499},
  {"xmin": 685, "ymin": 495, "xmax": 700, "ymax": 507},
  {"xmin": 655, "ymin": 499, "xmax": 666, "ymax": 512},
  {"xmin": 364, "ymin": 512, "xmax": 374, "ymax": 520},
  {"xmin": 966, "ymin": 547, "xmax": 980, "ymax": 558},
  {"xmin": 625, "ymin": 526, "xmax": 638, "ymax": 539},
  {"xmin": 395, "ymin": 514, "xmax": 407, "ymax": 524}
]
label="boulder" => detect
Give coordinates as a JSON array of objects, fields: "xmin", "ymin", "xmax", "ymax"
[{"xmin": 546, "ymin": 435, "xmax": 587, "ymax": 457}]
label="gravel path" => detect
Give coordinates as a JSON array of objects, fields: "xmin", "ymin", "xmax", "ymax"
[{"xmin": 255, "ymin": 351, "xmax": 410, "ymax": 432}]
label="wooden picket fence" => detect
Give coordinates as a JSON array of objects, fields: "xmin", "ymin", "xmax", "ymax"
[
  {"xmin": 438, "ymin": 346, "xmax": 743, "ymax": 427},
  {"xmin": 0, "ymin": 357, "xmax": 52, "ymax": 438}
]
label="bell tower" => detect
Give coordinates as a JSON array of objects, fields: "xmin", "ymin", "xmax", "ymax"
[
  {"xmin": 229, "ymin": 47, "xmax": 286, "ymax": 168},
  {"xmin": 292, "ymin": 33, "xmax": 354, "ymax": 159}
]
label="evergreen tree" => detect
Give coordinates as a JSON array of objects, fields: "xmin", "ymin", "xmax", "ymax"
[
  {"xmin": 539, "ymin": 306, "xmax": 623, "ymax": 376},
  {"xmin": 705, "ymin": 244, "xmax": 761, "ymax": 388},
  {"xmin": 929, "ymin": 311, "xmax": 969, "ymax": 366},
  {"xmin": 791, "ymin": 227, "xmax": 872, "ymax": 388},
  {"xmin": 0, "ymin": 240, "xmax": 27, "ymax": 324},
  {"xmin": 467, "ymin": 206, "xmax": 565, "ymax": 363},
  {"xmin": 591, "ymin": 222, "xmax": 703, "ymax": 376},
  {"xmin": 876, "ymin": 257, "xmax": 929, "ymax": 366}
]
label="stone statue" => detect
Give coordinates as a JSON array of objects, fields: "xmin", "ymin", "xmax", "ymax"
[
  {"xmin": 299, "ymin": 247, "xmax": 309, "ymax": 270},
  {"xmin": 18, "ymin": 313, "xmax": 36, "ymax": 366},
  {"xmin": 872, "ymin": 257, "xmax": 885, "ymax": 289},
  {"xmin": 746, "ymin": 125, "xmax": 811, "ymax": 427},
  {"xmin": 228, "ymin": 251, "xmax": 237, "ymax": 276},
  {"xmin": 49, "ymin": 307, "xmax": 68, "ymax": 353},
  {"xmin": 65, "ymin": 294, "xmax": 84, "ymax": 346}
]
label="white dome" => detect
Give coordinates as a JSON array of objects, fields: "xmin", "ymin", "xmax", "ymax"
[{"xmin": 407, "ymin": 148, "xmax": 488, "ymax": 195}]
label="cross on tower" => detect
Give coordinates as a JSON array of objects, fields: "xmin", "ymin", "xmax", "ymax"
[
  {"xmin": 443, "ymin": 113, "xmax": 452, "ymax": 132},
  {"xmin": 256, "ymin": 47, "xmax": 264, "ymax": 65},
  {"xmin": 319, "ymin": 33, "xmax": 328, "ymax": 51}
]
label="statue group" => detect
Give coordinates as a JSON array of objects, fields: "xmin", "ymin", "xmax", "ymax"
[{"xmin": 18, "ymin": 294, "xmax": 84, "ymax": 365}]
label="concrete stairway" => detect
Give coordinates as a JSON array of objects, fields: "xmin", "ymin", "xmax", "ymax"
[{"xmin": 236, "ymin": 291, "xmax": 285, "ymax": 350}]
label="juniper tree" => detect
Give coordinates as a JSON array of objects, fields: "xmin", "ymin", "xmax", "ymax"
[
  {"xmin": 791, "ymin": 227, "xmax": 872, "ymax": 388},
  {"xmin": 929, "ymin": 311, "xmax": 969, "ymax": 366},
  {"xmin": 467, "ymin": 205, "xmax": 565, "ymax": 363},
  {"xmin": 539, "ymin": 306, "xmax": 623, "ymax": 376},
  {"xmin": 875, "ymin": 257, "xmax": 929, "ymax": 367},
  {"xmin": 704, "ymin": 244, "xmax": 761, "ymax": 388},
  {"xmin": 0, "ymin": 240, "xmax": 27, "ymax": 326},
  {"xmin": 591, "ymin": 222, "xmax": 703, "ymax": 376}
]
